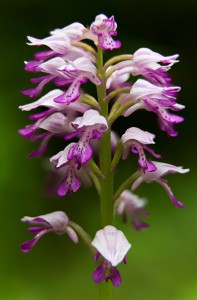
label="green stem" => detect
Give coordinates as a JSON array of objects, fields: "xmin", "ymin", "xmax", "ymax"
[
  {"xmin": 80, "ymin": 94, "xmax": 100, "ymax": 110},
  {"xmin": 104, "ymin": 54, "xmax": 132, "ymax": 69},
  {"xmin": 89, "ymin": 159, "xmax": 105, "ymax": 179},
  {"xmin": 108, "ymin": 100, "xmax": 135, "ymax": 125},
  {"xmin": 113, "ymin": 170, "xmax": 141, "ymax": 202},
  {"xmin": 98, "ymin": 282, "xmax": 113, "ymax": 300},
  {"xmin": 96, "ymin": 47, "xmax": 114, "ymax": 227},
  {"xmin": 72, "ymin": 41, "xmax": 97, "ymax": 56},
  {"xmin": 104, "ymin": 87, "xmax": 131, "ymax": 102},
  {"xmin": 96, "ymin": 46, "xmax": 114, "ymax": 300},
  {"xmin": 111, "ymin": 140, "xmax": 123, "ymax": 171},
  {"xmin": 69, "ymin": 221, "xmax": 95, "ymax": 255},
  {"xmin": 89, "ymin": 171, "xmax": 100, "ymax": 195}
]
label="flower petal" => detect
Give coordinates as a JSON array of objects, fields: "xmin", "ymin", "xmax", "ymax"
[
  {"xmin": 121, "ymin": 127, "xmax": 156, "ymax": 145},
  {"xmin": 92, "ymin": 263, "xmax": 106, "ymax": 284},
  {"xmin": 109, "ymin": 267, "xmax": 122, "ymax": 287},
  {"xmin": 72, "ymin": 109, "xmax": 108, "ymax": 131},
  {"xmin": 92, "ymin": 226, "xmax": 131, "ymax": 267}
]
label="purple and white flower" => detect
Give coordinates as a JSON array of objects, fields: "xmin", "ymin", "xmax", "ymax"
[
  {"xmin": 45, "ymin": 162, "xmax": 92, "ymax": 197},
  {"xmin": 54, "ymin": 57, "xmax": 101, "ymax": 104},
  {"xmin": 50, "ymin": 143, "xmax": 81, "ymax": 196},
  {"xmin": 19, "ymin": 112, "xmax": 69, "ymax": 139},
  {"xmin": 18, "ymin": 112, "xmax": 72, "ymax": 158},
  {"xmin": 21, "ymin": 211, "xmax": 78, "ymax": 253},
  {"xmin": 106, "ymin": 67, "xmax": 130, "ymax": 90},
  {"xmin": 19, "ymin": 90, "xmax": 89, "ymax": 159},
  {"xmin": 92, "ymin": 226, "xmax": 131, "ymax": 287},
  {"xmin": 27, "ymin": 22, "xmax": 87, "ymax": 54},
  {"xmin": 115, "ymin": 48, "xmax": 179, "ymax": 85},
  {"xmin": 22, "ymin": 56, "xmax": 101, "ymax": 103},
  {"xmin": 65, "ymin": 109, "xmax": 108, "ymax": 167},
  {"xmin": 131, "ymin": 161, "xmax": 189, "ymax": 208},
  {"xmin": 125, "ymin": 79, "xmax": 180, "ymax": 106},
  {"xmin": 19, "ymin": 89, "xmax": 88, "ymax": 119},
  {"xmin": 123, "ymin": 79, "xmax": 184, "ymax": 137},
  {"xmin": 90, "ymin": 14, "xmax": 121, "ymax": 50},
  {"xmin": 116, "ymin": 190, "xmax": 149, "ymax": 230},
  {"xmin": 121, "ymin": 127, "xmax": 161, "ymax": 172}
]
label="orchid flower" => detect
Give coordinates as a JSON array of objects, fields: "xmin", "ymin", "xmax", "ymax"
[
  {"xmin": 18, "ymin": 112, "xmax": 69, "ymax": 139},
  {"xmin": 121, "ymin": 127, "xmax": 161, "ymax": 172},
  {"xmin": 132, "ymin": 162, "xmax": 189, "ymax": 208},
  {"xmin": 21, "ymin": 211, "xmax": 78, "ymax": 253},
  {"xmin": 18, "ymin": 112, "xmax": 72, "ymax": 158},
  {"xmin": 106, "ymin": 67, "xmax": 130, "ymax": 90},
  {"xmin": 90, "ymin": 14, "xmax": 121, "ymax": 50},
  {"xmin": 123, "ymin": 79, "xmax": 184, "ymax": 136},
  {"xmin": 115, "ymin": 47, "xmax": 179, "ymax": 85},
  {"xmin": 54, "ymin": 57, "xmax": 101, "ymax": 104},
  {"xmin": 22, "ymin": 56, "xmax": 101, "ymax": 103},
  {"xmin": 27, "ymin": 22, "xmax": 87, "ymax": 54},
  {"xmin": 19, "ymin": 89, "xmax": 88, "ymax": 120},
  {"xmin": 50, "ymin": 143, "xmax": 82, "ymax": 196},
  {"xmin": 116, "ymin": 190, "xmax": 149, "ymax": 230},
  {"xmin": 65, "ymin": 109, "xmax": 108, "ymax": 167},
  {"xmin": 18, "ymin": 89, "xmax": 88, "ymax": 158},
  {"xmin": 92, "ymin": 226, "xmax": 131, "ymax": 287}
]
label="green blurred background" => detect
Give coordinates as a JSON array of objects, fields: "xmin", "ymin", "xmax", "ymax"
[{"xmin": 0, "ymin": 0, "xmax": 196, "ymax": 299}]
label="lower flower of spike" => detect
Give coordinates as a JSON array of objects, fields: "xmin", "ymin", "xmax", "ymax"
[
  {"xmin": 131, "ymin": 161, "xmax": 190, "ymax": 208},
  {"xmin": 116, "ymin": 190, "xmax": 149, "ymax": 230},
  {"xmin": 91, "ymin": 225, "xmax": 131, "ymax": 287},
  {"xmin": 21, "ymin": 211, "xmax": 78, "ymax": 253},
  {"xmin": 121, "ymin": 127, "xmax": 161, "ymax": 173}
]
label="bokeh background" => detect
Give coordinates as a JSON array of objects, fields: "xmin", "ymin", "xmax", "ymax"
[{"xmin": 0, "ymin": 0, "xmax": 196, "ymax": 299}]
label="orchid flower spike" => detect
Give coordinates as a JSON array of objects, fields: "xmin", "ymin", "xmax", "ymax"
[
  {"xmin": 92, "ymin": 225, "xmax": 131, "ymax": 287},
  {"xmin": 21, "ymin": 211, "xmax": 78, "ymax": 253},
  {"xmin": 132, "ymin": 162, "xmax": 190, "ymax": 208},
  {"xmin": 121, "ymin": 127, "xmax": 161, "ymax": 172},
  {"xmin": 116, "ymin": 190, "xmax": 149, "ymax": 230}
]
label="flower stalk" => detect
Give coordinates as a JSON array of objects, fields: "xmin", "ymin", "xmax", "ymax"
[
  {"xmin": 113, "ymin": 171, "xmax": 141, "ymax": 203},
  {"xmin": 96, "ymin": 47, "xmax": 114, "ymax": 228},
  {"xmin": 98, "ymin": 282, "xmax": 113, "ymax": 300}
]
